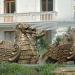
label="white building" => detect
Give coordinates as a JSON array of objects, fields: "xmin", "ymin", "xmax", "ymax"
[{"xmin": 0, "ymin": 0, "xmax": 75, "ymax": 43}]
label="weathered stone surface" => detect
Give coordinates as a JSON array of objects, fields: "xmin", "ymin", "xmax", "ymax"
[
  {"xmin": 0, "ymin": 41, "xmax": 19, "ymax": 62},
  {"xmin": 42, "ymin": 28, "xmax": 75, "ymax": 64},
  {"xmin": 54, "ymin": 67, "xmax": 75, "ymax": 75},
  {"xmin": 0, "ymin": 23, "xmax": 41, "ymax": 64},
  {"xmin": 15, "ymin": 23, "xmax": 39, "ymax": 64}
]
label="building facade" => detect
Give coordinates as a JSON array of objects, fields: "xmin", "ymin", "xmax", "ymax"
[{"xmin": 0, "ymin": 0, "xmax": 75, "ymax": 43}]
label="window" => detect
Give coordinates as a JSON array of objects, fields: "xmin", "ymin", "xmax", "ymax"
[
  {"xmin": 4, "ymin": 0, "xmax": 15, "ymax": 13},
  {"xmin": 42, "ymin": 0, "xmax": 53, "ymax": 11},
  {"xmin": 4, "ymin": 31, "xmax": 15, "ymax": 41}
]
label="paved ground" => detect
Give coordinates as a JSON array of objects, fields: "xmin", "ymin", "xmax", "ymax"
[{"xmin": 54, "ymin": 66, "xmax": 75, "ymax": 75}]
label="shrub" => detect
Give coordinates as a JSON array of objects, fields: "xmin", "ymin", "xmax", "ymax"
[{"xmin": 0, "ymin": 63, "xmax": 60, "ymax": 75}]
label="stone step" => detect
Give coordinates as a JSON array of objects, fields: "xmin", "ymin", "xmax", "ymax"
[{"xmin": 54, "ymin": 66, "xmax": 75, "ymax": 75}]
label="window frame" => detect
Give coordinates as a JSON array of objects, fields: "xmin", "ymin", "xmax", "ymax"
[
  {"xmin": 40, "ymin": 0, "xmax": 55, "ymax": 12},
  {"xmin": 4, "ymin": 0, "xmax": 15, "ymax": 13},
  {"xmin": 4, "ymin": 31, "xmax": 15, "ymax": 41}
]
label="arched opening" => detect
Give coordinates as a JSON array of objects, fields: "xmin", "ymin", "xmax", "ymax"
[{"xmin": 4, "ymin": 0, "xmax": 15, "ymax": 13}]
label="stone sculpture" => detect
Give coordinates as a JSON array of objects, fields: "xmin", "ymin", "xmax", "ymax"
[
  {"xmin": 0, "ymin": 23, "xmax": 44, "ymax": 64},
  {"xmin": 0, "ymin": 41, "xmax": 20, "ymax": 63},
  {"xmin": 15, "ymin": 23, "xmax": 38, "ymax": 64},
  {"xmin": 42, "ymin": 28, "xmax": 75, "ymax": 64}
]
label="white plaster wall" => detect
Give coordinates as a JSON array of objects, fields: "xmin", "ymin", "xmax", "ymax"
[
  {"xmin": 55, "ymin": 0, "xmax": 74, "ymax": 21},
  {"xmin": 0, "ymin": 0, "xmax": 4, "ymax": 14},
  {"xmin": 16, "ymin": 0, "xmax": 40, "ymax": 13},
  {"xmin": 0, "ymin": 0, "xmax": 74, "ymax": 20},
  {"xmin": 16, "ymin": 0, "xmax": 74, "ymax": 20}
]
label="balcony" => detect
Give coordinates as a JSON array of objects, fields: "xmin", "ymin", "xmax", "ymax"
[{"xmin": 0, "ymin": 11, "xmax": 57, "ymax": 23}]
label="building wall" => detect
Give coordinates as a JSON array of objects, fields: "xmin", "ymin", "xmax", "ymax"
[
  {"xmin": 0, "ymin": 31, "xmax": 4, "ymax": 40},
  {"xmin": 0, "ymin": 0, "xmax": 4, "ymax": 14},
  {"xmin": 0, "ymin": 0, "xmax": 75, "ymax": 20},
  {"xmin": 16, "ymin": 0, "xmax": 75, "ymax": 21},
  {"xmin": 55, "ymin": 0, "xmax": 74, "ymax": 21},
  {"xmin": 16, "ymin": 0, "xmax": 40, "ymax": 13},
  {"xmin": 0, "ymin": 28, "xmax": 15, "ymax": 41}
]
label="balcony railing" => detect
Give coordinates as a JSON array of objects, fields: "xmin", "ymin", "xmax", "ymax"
[{"xmin": 0, "ymin": 11, "xmax": 57, "ymax": 23}]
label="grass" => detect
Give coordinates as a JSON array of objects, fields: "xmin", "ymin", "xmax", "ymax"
[
  {"xmin": 35, "ymin": 64, "xmax": 60, "ymax": 75},
  {"xmin": 0, "ymin": 62, "xmax": 37, "ymax": 75},
  {"xmin": 0, "ymin": 62, "xmax": 60, "ymax": 75}
]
